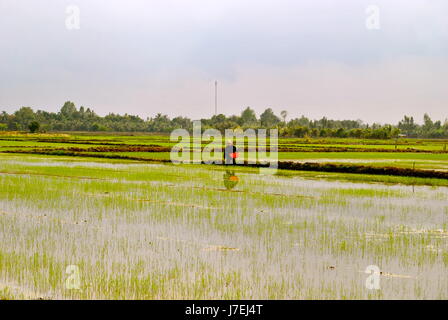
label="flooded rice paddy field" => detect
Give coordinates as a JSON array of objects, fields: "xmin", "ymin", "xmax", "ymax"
[
  {"xmin": 0, "ymin": 154, "xmax": 447, "ymax": 299},
  {"xmin": 1, "ymin": 136, "xmax": 448, "ymax": 172}
]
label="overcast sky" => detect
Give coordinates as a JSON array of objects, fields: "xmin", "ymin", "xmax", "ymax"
[{"xmin": 1, "ymin": 0, "xmax": 447, "ymax": 123}]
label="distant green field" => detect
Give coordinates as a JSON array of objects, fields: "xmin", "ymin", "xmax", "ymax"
[{"xmin": 2, "ymin": 133, "xmax": 447, "ymax": 149}]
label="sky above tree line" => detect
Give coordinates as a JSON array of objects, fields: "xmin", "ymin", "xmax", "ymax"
[{"xmin": 1, "ymin": 0, "xmax": 447, "ymax": 124}]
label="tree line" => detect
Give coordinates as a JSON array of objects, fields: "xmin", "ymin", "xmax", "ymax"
[{"xmin": 1, "ymin": 101, "xmax": 447, "ymax": 139}]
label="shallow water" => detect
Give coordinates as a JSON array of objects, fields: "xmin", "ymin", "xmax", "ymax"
[{"xmin": 0, "ymin": 155, "xmax": 447, "ymax": 299}]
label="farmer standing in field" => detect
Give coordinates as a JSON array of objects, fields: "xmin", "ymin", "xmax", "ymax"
[
  {"xmin": 223, "ymin": 140, "xmax": 240, "ymax": 190},
  {"xmin": 225, "ymin": 140, "xmax": 238, "ymax": 165}
]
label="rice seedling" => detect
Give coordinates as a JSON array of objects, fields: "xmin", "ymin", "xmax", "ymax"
[{"xmin": 0, "ymin": 153, "xmax": 446, "ymax": 299}]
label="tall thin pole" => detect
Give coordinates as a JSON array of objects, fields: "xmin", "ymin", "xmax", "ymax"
[{"xmin": 214, "ymin": 80, "xmax": 218, "ymax": 116}]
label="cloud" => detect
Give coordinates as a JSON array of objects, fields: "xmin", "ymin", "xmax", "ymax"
[{"xmin": 0, "ymin": 0, "xmax": 447, "ymax": 123}]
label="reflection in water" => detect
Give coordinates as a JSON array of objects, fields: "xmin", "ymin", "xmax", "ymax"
[{"xmin": 223, "ymin": 170, "xmax": 239, "ymax": 190}]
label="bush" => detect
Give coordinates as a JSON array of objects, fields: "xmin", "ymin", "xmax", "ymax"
[{"xmin": 28, "ymin": 121, "xmax": 40, "ymax": 133}]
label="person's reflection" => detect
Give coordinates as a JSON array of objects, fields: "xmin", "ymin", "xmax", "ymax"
[{"xmin": 223, "ymin": 170, "xmax": 239, "ymax": 190}]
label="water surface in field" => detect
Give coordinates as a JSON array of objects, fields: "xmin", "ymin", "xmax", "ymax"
[{"xmin": 0, "ymin": 155, "xmax": 447, "ymax": 299}]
